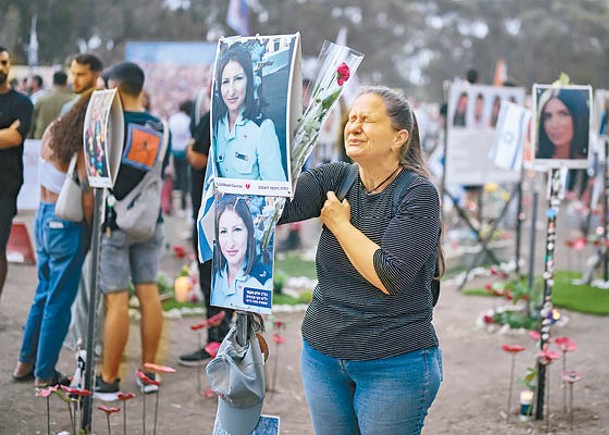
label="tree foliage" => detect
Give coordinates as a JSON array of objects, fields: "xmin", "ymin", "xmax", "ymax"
[{"xmin": 2, "ymin": 0, "xmax": 609, "ymax": 101}]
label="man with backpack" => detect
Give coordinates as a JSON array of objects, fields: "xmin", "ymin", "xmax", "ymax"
[{"xmin": 95, "ymin": 62, "xmax": 171, "ymax": 396}]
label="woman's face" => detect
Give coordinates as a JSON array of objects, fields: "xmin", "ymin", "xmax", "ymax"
[
  {"xmin": 542, "ymin": 97, "xmax": 573, "ymax": 151},
  {"xmin": 218, "ymin": 209, "xmax": 248, "ymax": 269},
  {"xmin": 344, "ymin": 93, "xmax": 404, "ymax": 162},
  {"xmin": 221, "ymin": 60, "xmax": 247, "ymax": 114}
]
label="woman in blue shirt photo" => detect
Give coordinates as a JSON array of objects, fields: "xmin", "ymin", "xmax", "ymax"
[
  {"xmin": 213, "ymin": 43, "xmax": 286, "ymax": 181},
  {"xmin": 211, "ymin": 195, "xmax": 272, "ymax": 312}
]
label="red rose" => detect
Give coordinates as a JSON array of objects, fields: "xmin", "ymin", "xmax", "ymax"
[{"xmin": 336, "ymin": 62, "xmax": 350, "ymax": 86}]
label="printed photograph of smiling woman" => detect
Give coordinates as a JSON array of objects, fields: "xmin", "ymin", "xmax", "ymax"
[
  {"xmin": 210, "ymin": 194, "xmax": 276, "ymax": 315},
  {"xmin": 534, "ymin": 84, "xmax": 592, "ymax": 169},
  {"xmin": 210, "ymin": 35, "xmax": 301, "ymax": 197}
]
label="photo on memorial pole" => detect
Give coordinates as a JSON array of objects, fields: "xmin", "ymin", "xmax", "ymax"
[
  {"xmin": 83, "ymin": 88, "xmax": 124, "ymax": 188},
  {"xmin": 445, "ymin": 83, "xmax": 525, "ymax": 186},
  {"xmin": 533, "ymin": 84, "xmax": 592, "ymax": 169},
  {"xmin": 211, "ymin": 34, "xmax": 301, "ymax": 197},
  {"xmin": 210, "ymin": 193, "xmax": 278, "ymax": 315},
  {"xmin": 594, "ymin": 89, "xmax": 609, "ymax": 137}
]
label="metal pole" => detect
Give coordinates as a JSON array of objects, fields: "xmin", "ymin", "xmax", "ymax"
[
  {"xmin": 526, "ymin": 191, "xmax": 539, "ymax": 316},
  {"xmin": 235, "ymin": 311, "xmax": 249, "ymax": 347},
  {"xmin": 536, "ymin": 169, "xmax": 561, "ymax": 420},
  {"xmin": 515, "ymin": 179, "xmax": 524, "ymax": 275},
  {"xmin": 81, "ymin": 188, "xmax": 103, "ymax": 432},
  {"xmin": 590, "ymin": 138, "xmax": 609, "ymax": 284}
]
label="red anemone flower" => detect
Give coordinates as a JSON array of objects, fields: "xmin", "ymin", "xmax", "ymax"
[
  {"xmin": 204, "ymin": 342, "xmax": 221, "ymax": 358},
  {"xmin": 98, "ymin": 405, "xmax": 121, "ymax": 415},
  {"xmin": 555, "ymin": 337, "xmax": 576, "ymax": 353},
  {"xmin": 117, "ymin": 392, "xmax": 136, "ymax": 401},
  {"xmin": 502, "ymin": 344, "xmax": 525, "ymax": 353},
  {"xmin": 536, "ymin": 350, "xmax": 561, "ymax": 365},
  {"xmin": 143, "ymin": 363, "xmax": 176, "ymax": 374},
  {"xmin": 60, "ymin": 385, "xmax": 92, "ymax": 396},
  {"xmin": 562, "ymin": 370, "xmax": 582, "ymax": 384},
  {"xmin": 36, "ymin": 385, "xmax": 59, "ymax": 398},
  {"xmin": 272, "ymin": 333, "xmax": 286, "ymax": 345},
  {"xmin": 528, "ymin": 330, "xmax": 541, "ymax": 341}
]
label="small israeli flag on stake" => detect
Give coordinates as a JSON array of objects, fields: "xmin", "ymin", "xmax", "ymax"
[
  {"xmin": 197, "ymin": 148, "xmax": 216, "ymax": 263},
  {"xmin": 489, "ymin": 101, "xmax": 531, "ymax": 172}
]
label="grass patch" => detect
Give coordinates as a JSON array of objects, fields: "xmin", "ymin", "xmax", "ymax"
[
  {"xmin": 275, "ymin": 252, "xmax": 316, "ymax": 280},
  {"xmin": 464, "ymin": 270, "xmax": 609, "ymax": 316}
]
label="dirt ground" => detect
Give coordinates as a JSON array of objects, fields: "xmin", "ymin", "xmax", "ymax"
[{"xmin": 1, "ymin": 207, "xmax": 609, "ymax": 435}]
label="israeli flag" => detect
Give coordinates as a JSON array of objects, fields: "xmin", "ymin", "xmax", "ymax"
[
  {"xmin": 197, "ymin": 148, "xmax": 216, "ymax": 262},
  {"xmin": 489, "ymin": 101, "xmax": 531, "ymax": 172}
]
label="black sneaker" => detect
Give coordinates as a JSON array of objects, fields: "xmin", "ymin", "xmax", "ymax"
[
  {"xmin": 135, "ymin": 371, "xmax": 159, "ymax": 394},
  {"xmin": 94, "ymin": 374, "xmax": 120, "ymax": 401},
  {"xmin": 177, "ymin": 348, "xmax": 211, "ymax": 367}
]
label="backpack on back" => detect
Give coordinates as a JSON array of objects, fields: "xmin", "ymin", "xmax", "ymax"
[{"xmin": 336, "ymin": 163, "xmax": 441, "ymax": 306}]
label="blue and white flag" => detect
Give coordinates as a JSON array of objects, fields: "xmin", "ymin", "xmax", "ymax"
[
  {"xmin": 489, "ymin": 101, "xmax": 531, "ymax": 172},
  {"xmin": 197, "ymin": 148, "xmax": 216, "ymax": 263},
  {"xmin": 226, "ymin": 0, "xmax": 250, "ymax": 36}
]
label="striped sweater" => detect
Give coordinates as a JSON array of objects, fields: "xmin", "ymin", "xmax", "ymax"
[{"xmin": 279, "ymin": 162, "xmax": 440, "ymax": 360}]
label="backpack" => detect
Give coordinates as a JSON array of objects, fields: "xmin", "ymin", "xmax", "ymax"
[
  {"xmin": 113, "ymin": 120, "xmax": 169, "ymax": 241},
  {"xmin": 336, "ymin": 163, "xmax": 441, "ymax": 306}
]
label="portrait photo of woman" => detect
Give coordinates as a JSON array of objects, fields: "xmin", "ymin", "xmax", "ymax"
[
  {"xmin": 210, "ymin": 194, "xmax": 273, "ymax": 314},
  {"xmin": 534, "ymin": 85, "xmax": 591, "ymax": 166},
  {"xmin": 212, "ymin": 40, "xmax": 288, "ymax": 184}
]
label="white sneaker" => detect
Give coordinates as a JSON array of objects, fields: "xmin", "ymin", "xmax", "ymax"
[{"xmin": 135, "ymin": 371, "xmax": 160, "ymax": 394}]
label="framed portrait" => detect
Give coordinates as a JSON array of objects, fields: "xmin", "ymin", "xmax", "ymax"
[
  {"xmin": 532, "ymin": 84, "xmax": 592, "ymax": 169},
  {"xmin": 210, "ymin": 193, "xmax": 278, "ymax": 315},
  {"xmin": 210, "ymin": 34, "xmax": 302, "ymax": 198}
]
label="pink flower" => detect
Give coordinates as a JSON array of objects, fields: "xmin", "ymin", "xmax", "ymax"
[
  {"xmin": 562, "ymin": 370, "xmax": 582, "ymax": 384},
  {"xmin": 135, "ymin": 370, "xmax": 160, "ymax": 386},
  {"xmin": 484, "ymin": 284, "xmax": 492, "ymax": 293},
  {"xmin": 143, "ymin": 363, "xmax": 176, "ymax": 374},
  {"xmin": 60, "ymin": 385, "xmax": 92, "ymax": 396},
  {"xmin": 274, "ymin": 320, "xmax": 286, "ymax": 329},
  {"xmin": 206, "ymin": 311, "xmax": 226, "ymax": 328},
  {"xmin": 537, "ymin": 350, "xmax": 561, "ymax": 365},
  {"xmin": 502, "ymin": 344, "xmax": 525, "ymax": 353},
  {"xmin": 555, "ymin": 337, "xmax": 576, "ymax": 353},
  {"xmin": 117, "ymin": 392, "xmax": 136, "ymax": 401},
  {"xmin": 528, "ymin": 330, "xmax": 541, "ymax": 341},
  {"xmin": 272, "ymin": 333, "xmax": 285, "ymax": 344},
  {"xmin": 36, "ymin": 385, "xmax": 59, "ymax": 398},
  {"xmin": 336, "ymin": 62, "xmax": 350, "ymax": 86},
  {"xmin": 98, "ymin": 405, "xmax": 121, "ymax": 415}
]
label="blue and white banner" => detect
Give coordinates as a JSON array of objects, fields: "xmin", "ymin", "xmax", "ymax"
[{"xmin": 489, "ymin": 101, "xmax": 531, "ymax": 172}]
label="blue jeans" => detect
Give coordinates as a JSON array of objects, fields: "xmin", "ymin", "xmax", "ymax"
[
  {"xmin": 19, "ymin": 202, "xmax": 85, "ymax": 380},
  {"xmin": 301, "ymin": 340, "xmax": 442, "ymax": 435}
]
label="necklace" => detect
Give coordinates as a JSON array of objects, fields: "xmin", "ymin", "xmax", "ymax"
[{"xmin": 363, "ymin": 165, "xmax": 401, "ymax": 194}]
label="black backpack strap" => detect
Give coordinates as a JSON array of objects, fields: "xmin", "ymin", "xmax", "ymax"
[
  {"xmin": 336, "ymin": 163, "xmax": 359, "ymax": 201},
  {"xmin": 391, "ymin": 169, "xmax": 417, "ymax": 214}
]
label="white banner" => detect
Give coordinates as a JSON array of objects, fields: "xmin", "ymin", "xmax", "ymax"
[{"xmin": 489, "ymin": 101, "xmax": 531, "ymax": 172}]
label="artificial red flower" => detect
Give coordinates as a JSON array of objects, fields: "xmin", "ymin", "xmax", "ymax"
[
  {"xmin": 502, "ymin": 344, "xmax": 525, "ymax": 353},
  {"xmin": 528, "ymin": 330, "xmax": 541, "ymax": 341},
  {"xmin": 204, "ymin": 342, "xmax": 221, "ymax": 358},
  {"xmin": 483, "ymin": 314, "xmax": 494, "ymax": 324},
  {"xmin": 272, "ymin": 333, "xmax": 286, "ymax": 344},
  {"xmin": 555, "ymin": 336, "xmax": 576, "ymax": 353},
  {"xmin": 190, "ymin": 323, "xmax": 206, "ymax": 331},
  {"xmin": 36, "ymin": 385, "xmax": 59, "ymax": 398},
  {"xmin": 336, "ymin": 63, "xmax": 350, "ymax": 86},
  {"xmin": 97, "ymin": 405, "xmax": 121, "ymax": 415},
  {"xmin": 484, "ymin": 284, "xmax": 492, "ymax": 293},
  {"xmin": 536, "ymin": 350, "xmax": 561, "ymax": 365},
  {"xmin": 562, "ymin": 370, "xmax": 582, "ymax": 384},
  {"xmin": 117, "ymin": 392, "xmax": 136, "ymax": 401},
  {"xmin": 135, "ymin": 370, "xmax": 160, "ymax": 386},
  {"xmin": 144, "ymin": 363, "xmax": 176, "ymax": 374},
  {"xmin": 203, "ymin": 388, "xmax": 216, "ymax": 399},
  {"xmin": 206, "ymin": 311, "xmax": 226, "ymax": 328},
  {"xmin": 172, "ymin": 245, "xmax": 188, "ymax": 259},
  {"xmin": 60, "ymin": 385, "xmax": 92, "ymax": 396},
  {"xmin": 566, "ymin": 237, "xmax": 587, "ymax": 251},
  {"xmin": 274, "ymin": 320, "xmax": 285, "ymax": 329}
]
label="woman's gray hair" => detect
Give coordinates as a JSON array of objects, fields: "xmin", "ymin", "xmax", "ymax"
[{"xmin": 356, "ymin": 86, "xmax": 429, "ymax": 178}]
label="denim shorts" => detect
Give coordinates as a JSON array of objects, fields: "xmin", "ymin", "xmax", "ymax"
[{"xmin": 99, "ymin": 224, "xmax": 164, "ymax": 293}]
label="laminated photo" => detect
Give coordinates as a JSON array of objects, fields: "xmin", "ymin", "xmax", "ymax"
[{"xmin": 211, "ymin": 34, "xmax": 301, "ymax": 197}]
